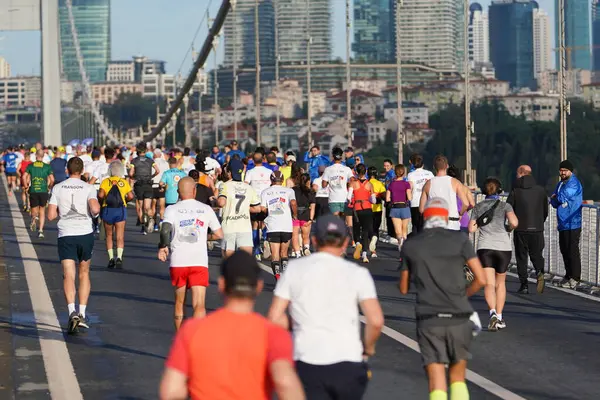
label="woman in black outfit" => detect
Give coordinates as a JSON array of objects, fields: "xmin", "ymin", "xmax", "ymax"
[{"xmin": 291, "ymin": 173, "xmax": 316, "ymax": 257}]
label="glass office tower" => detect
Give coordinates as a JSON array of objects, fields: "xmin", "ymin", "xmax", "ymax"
[
  {"xmin": 353, "ymin": 0, "xmax": 395, "ymax": 62},
  {"xmin": 556, "ymin": 0, "xmax": 591, "ymax": 70},
  {"xmin": 59, "ymin": 0, "xmax": 111, "ymax": 83},
  {"xmin": 592, "ymin": 0, "xmax": 600, "ymax": 72}
]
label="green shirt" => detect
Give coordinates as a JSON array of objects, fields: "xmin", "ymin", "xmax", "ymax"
[{"xmin": 26, "ymin": 162, "xmax": 53, "ymax": 193}]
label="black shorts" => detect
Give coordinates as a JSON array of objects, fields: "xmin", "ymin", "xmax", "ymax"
[
  {"xmin": 57, "ymin": 233, "xmax": 95, "ymax": 262},
  {"xmin": 296, "ymin": 361, "xmax": 370, "ymax": 400},
  {"xmin": 152, "ymin": 187, "xmax": 165, "ymax": 199},
  {"xmin": 344, "ymin": 204, "xmax": 354, "ymax": 217},
  {"xmin": 267, "ymin": 232, "xmax": 292, "ymax": 243},
  {"xmin": 5, "ymin": 171, "xmax": 16, "ymax": 177},
  {"xmin": 251, "ymin": 211, "xmax": 267, "ymax": 222},
  {"xmin": 134, "ymin": 182, "xmax": 153, "ymax": 200},
  {"xmin": 417, "ymin": 320, "xmax": 473, "ymax": 367},
  {"xmin": 477, "ymin": 249, "xmax": 511, "ymax": 274},
  {"xmin": 29, "ymin": 192, "xmax": 49, "ymax": 208}
]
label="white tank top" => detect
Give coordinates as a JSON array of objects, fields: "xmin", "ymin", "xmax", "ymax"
[{"xmin": 428, "ymin": 175, "xmax": 460, "ymax": 230}]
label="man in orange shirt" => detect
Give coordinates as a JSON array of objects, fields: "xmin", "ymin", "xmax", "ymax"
[{"xmin": 159, "ymin": 250, "xmax": 305, "ymax": 400}]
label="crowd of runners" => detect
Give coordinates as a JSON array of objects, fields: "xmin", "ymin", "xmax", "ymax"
[{"xmin": 0, "ymin": 139, "xmax": 584, "ymax": 400}]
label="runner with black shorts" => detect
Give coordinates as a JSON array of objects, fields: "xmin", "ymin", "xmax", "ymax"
[
  {"xmin": 48, "ymin": 157, "xmax": 101, "ymax": 334},
  {"xmin": 1, "ymin": 147, "xmax": 18, "ymax": 195},
  {"xmin": 129, "ymin": 143, "xmax": 159, "ymax": 235},
  {"xmin": 469, "ymin": 177, "xmax": 519, "ymax": 331},
  {"xmin": 24, "ymin": 150, "xmax": 54, "ymax": 238},
  {"xmin": 244, "ymin": 148, "xmax": 273, "ymax": 261},
  {"xmin": 400, "ymin": 197, "xmax": 485, "ymax": 400}
]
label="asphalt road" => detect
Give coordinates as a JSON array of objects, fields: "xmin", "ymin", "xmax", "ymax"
[{"xmin": 1, "ymin": 180, "xmax": 600, "ymax": 399}]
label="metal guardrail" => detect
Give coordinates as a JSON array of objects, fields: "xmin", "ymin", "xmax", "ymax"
[{"xmin": 379, "ymin": 193, "xmax": 600, "ymax": 289}]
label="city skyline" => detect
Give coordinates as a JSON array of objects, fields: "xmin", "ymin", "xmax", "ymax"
[{"xmin": 1, "ymin": 0, "xmax": 556, "ymax": 77}]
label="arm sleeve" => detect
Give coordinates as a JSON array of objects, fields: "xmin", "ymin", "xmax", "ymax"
[
  {"xmin": 356, "ymin": 268, "xmax": 378, "ymax": 300},
  {"xmin": 99, "ymin": 179, "xmax": 109, "ymax": 193},
  {"xmin": 267, "ymin": 324, "xmax": 294, "ymax": 364},
  {"xmin": 556, "ymin": 180, "xmax": 582, "ymax": 204},
  {"xmin": 160, "ymin": 172, "xmax": 168, "ymax": 184},
  {"xmin": 260, "ymin": 192, "xmax": 268, "ymax": 208},
  {"xmin": 506, "ymin": 189, "xmax": 515, "ymax": 207},
  {"xmin": 163, "ymin": 207, "xmax": 175, "ymax": 225},
  {"xmin": 288, "ymin": 189, "xmax": 296, "ymax": 202},
  {"xmin": 123, "ymin": 180, "xmax": 132, "ymax": 193},
  {"xmin": 504, "ymin": 202, "xmax": 514, "ymax": 215},
  {"xmin": 244, "ymin": 169, "xmax": 252, "ymax": 184}
]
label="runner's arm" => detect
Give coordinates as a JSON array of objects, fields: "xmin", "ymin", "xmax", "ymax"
[
  {"xmin": 419, "ymin": 180, "xmax": 430, "ymax": 213},
  {"xmin": 359, "ymin": 298, "xmax": 384, "ymax": 356},
  {"xmin": 268, "ymin": 296, "xmax": 291, "ymax": 330},
  {"xmin": 125, "ymin": 190, "xmax": 135, "ymax": 202},
  {"xmin": 290, "ymin": 199, "xmax": 298, "ymax": 220},
  {"xmin": 159, "ymin": 222, "xmax": 172, "ymax": 248},
  {"xmin": 159, "ymin": 368, "xmax": 187, "ymax": 400},
  {"xmin": 270, "ymin": 360, "xmax": 305, "ymax": 400},
  {"xmin": 47, "ymin": 173, "xmax": 55, "ymax": 190},
  {"xmin": 454, "ymin": 178, "xmax": 469, "ymax": 215},
  {"xmin": 465, "ymin": 256, "xmax": 486, "ymax": 296},
  {"xmin": 152, "ymin": 163, "xmax": 160, "ymax": 178},
  {"xmin": 207, "ymin": 227, "xmax": 224, "ymax": 242}
]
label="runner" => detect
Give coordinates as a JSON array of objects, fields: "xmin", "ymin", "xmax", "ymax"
[
  {"xmin": 291, "ymin": 173, "xmax": 315, "ymax": 257},
  {"xmin": 387, "ymin": 164, "xmax": 412, "ymax": 254},
  {"xmin": 244, "ymin": 147, "xmax": 273, "ymax": 260},
  {"xmin": 47, "ymin": 157, "xmax": 100, "ymax": 333},
  {"xmin": 447, "ymin": 165, "xmax": 475, "ymax": 233},
  {"xmin": 368, "ymin": 166, "xmax": 386, "ymax": 258},
  {"xmin": 268, "ymin": 215, "xmax": 384, "ymax": 400},
  {"xmin": 89, "ymin": 147, "xmax": 116, "ymax": 186},
  {"xmin": 1, "ymin": 146, "xmax": 18, "ymax": 195},
  {"xmin": 350, "ymin": 164, "xmax": 376, "ymax": 263},
  {"xmin": 321, "ymin": 147, "xmax": 354, "ymax": 218},
  {"xmin": 84, "ymin": 149, "xmax": 103, "ymax": 184},
  {"xmin": 130, "ymin": 143, "xmax": 160, "ymax": 235},
  {"xmin": 160, "ymin": 250, "xmax": 304, "ymax": 400},
  {"xmin": 399, "ymin": 197, "xmax": 485, "ymax": 400},
  {"xmin": 261, "ymin": 170, "xmax": 297, "ymax": 279},
  {"xmin": 311, "ymin": 165, "xmax": 330, "ymax": 218},
  {"xmin": 23, "ymin": 150, "xmax": 54, "ymax": 238},
  {"xmin": 18, "ymin": 151, "xmax": 33, "ymax": 212},
  {"xmin": 98, "ymin": 161, "xmax": 134, "ymax": 270},
  {"xmin": 406, "ymin": 154, "xmax": 433, "ymax": 234},
  {"xmin": 50, "ymin": 148, "xmax": 68, "ymax": 185},
  {"xmin": 469, "ymin": 177, "xmax": 518, "ymax": 331},
  {"xmin": 158, "ymin": 177, "xmax": 224, "ymax": 330},
  {"xmin": 217, "ymin": 159, "xmax": 262, "ymax": 257},
  {"xmin": 152, "ymin": 149, "xmax": 169, "ymax": 232},
  {"xmin": 160, "ymin": 157, "xmax": 187, "ymax": 208}
]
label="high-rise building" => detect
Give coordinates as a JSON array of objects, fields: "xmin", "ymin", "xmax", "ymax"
[
  {"xmin": 593, "ymin": 0, "xmax": 600, "ymax": 73},
  {"xmin": 0, "ymin": 57, "xmax": 10, "ymax": 78},
  {"xmin": 353, "ymin": 0, "xmax": 395, "ymax": 62},
  {"xmin": 58, "ymin": 0, "xmax": 111, "ymax": 83},
  {"xmin": 277, "ymin": 0, "xmax": 331, "ymax": 63},
  {"xmin": 468, "ymin": 3, "xmax": 490, "ymax": 65},
  {"xmin": 556, "ymin": 0, "xmax": 591, "ymax": 70},
  {"xmin": 490, "ymin": 0, "xmax": 535, "ymax": 89},
  {"xmin": 398, "ymin": 0, "xmax": 464, "ymax": 70},
  {"xmin": 533, "ymin": 8, "xmax": 552, "ymax": 77},
  {"xmin": 223, "ymin": 0, "xmax": 275, "ymax": 67}
]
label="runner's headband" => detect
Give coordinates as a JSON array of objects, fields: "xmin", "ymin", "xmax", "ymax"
[{"xmin": 423, "ymin": 207, "xmax": 449, "ymax": 219}]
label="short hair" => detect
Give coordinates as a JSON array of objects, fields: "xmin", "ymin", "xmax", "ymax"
[
  {"xmin": 316, "ymin": 235, "xmax": 346, "ymax": 249},
  {"xmin": 394, "ymin": 164, "xmax": 406, "ymax": 177},
  {"xmin": 67, "ymin": 157, "xmax": 84, "ymax": 174},
  {"xmin": 367, "ymin": 166, "xmax": 378, "ymax": 179},
  {"xmin": 254, "ymin": 147, "xmax": 265, "ymax": 156},
  {"xmin": 383, "ymin": 159, "xmax": 393, "ymax": 165},
  {"xmin": 136, "ymin": 142, "xmax": 146, "ymax": 153},
  {"xmin": 483, "ymin": 177, "xmax": 502, "ymax": 196},
  {"xmin": 108, "ymin": 160, "xmax": 124, "ymax": 177},
  {"xmin": 447, "ymin": 164, "xmax": 462, "ymax": 182},
  {"xmin": 410, "ymin": 154, "xmax": 424, "ymax": 169},
  {"xmin": 104, "ymin": 147, "xmax": 115, "ymax": 160},
  {"xmin": 266, "ymin": 152, "xmax": 277, "ymax": 164},
  {"xmin": 188, "ymin": 169, "xmax": 200, "ymax": 180},
  {"xmin": 433, "ymin": 155, "xmax": 448, "ymax": 172},
  {"xmin": 356, "ymin": 163, "xmax": 366, "ymax": 176},
  {"xmin": 168, "ymin": 157, "xmax": 177, "ymax": 165},
  {"xmin": 311, "ymin": 145, "xmax": 320, "ymax": 151},
  {"xmin": 183, "ymin": 147, "xmax": 191, "ymax": 156}
]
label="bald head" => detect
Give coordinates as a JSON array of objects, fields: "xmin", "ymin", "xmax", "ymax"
[
  {"xmin": 517, "ymin": 165, "xmax": 532, "ymax": 178},
  {"xmin": 177, "ymin": 177, "xmax": 197, "ymax": 200}
]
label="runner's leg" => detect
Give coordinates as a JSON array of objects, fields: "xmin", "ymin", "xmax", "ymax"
[
  {"xmin": 190, "ymin": 286, "xmax": 207, "ymax": 318},
  {"xmin": 78, "ymin": 260, "xmax": 91, "ymax": 316},
  {"xmin": 483, "ymin": 268, "xmax": 497, "ymax": 311},
  {"xmin": 104, "ymin": 221, "xmax": 115, "ymax": 259},
  {"xmin": 62, "ymin": 260, "xmax": 77, "ymax": 308},
  {"xmin": 426, "ymin": 363, "xmax": 448, "ymax": 398},
  {"xmin": 495, "ymin": 273, "xmax": 507, "ymax": 316},
  {"xmin": 115, "ymin": 220, "xmax": 126, "ymax": 261},
  {"xmin": 38, "ymin": 203, "xmax": 46, "ymax": 233},
  {"xmin": 173, "ymin": 286, "xmax": 186, "ymax": 330},
  {"xmin": 448, "ymin": 360, "xmax": 469, "ymax": 400},
  {"xmin": 292, "ymin": 225, "xmax": 301, "ymax": 255}
]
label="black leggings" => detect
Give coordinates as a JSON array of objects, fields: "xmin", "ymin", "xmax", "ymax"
[
  {"xmin": 353, "ymin": 209, "xmax": 374, "ymax": 252},
  {"xmin": 372, "ymin": 211, "xmax": 382, "ymax": 239}
]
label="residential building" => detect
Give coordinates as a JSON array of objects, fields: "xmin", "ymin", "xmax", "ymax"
[
  {"xmin": 533, "ymin": 8, "xmax": 552, "ymax": 77},
  {"xmin": 310, "ymin": 91, "xmax": 327, "ymax": 116},
  {"xmin": 472, "ymin": 62, "xmax": 496, "ymax": 79},
  {"xmin": 277, "ymin": 0, "xmax": 331, "ymax": 63},
  {"xmin": 58, "ymin": 0, "xmax": 111, "ymax": 83},
  {"xmin": 142, "ymin": 74, "xmax": 176, "ymax": 100},
  {"xmin": 0, "ymin": 76, "xmax": 42, "ymax": 107},
  {"xmin": 263, "ymin": 79, "xmax": 303, "ymax": 118},
  {"xmin": 383, "ymin": 102, "xmax": 429, "ymax": 124},
  {"xmin": 223, "ymin": 0, "xmax": 275, "ymax": 67},
  {"xmin": 582, "ymin": 82, "xmax": 600, "ymax": 108},
  {"xmin": 537, "ymin": 69, "xmax": 592, "ymax": 97},
  {"xmin": 593, "ymin": 1, "xmax": 600, "ymax": 77},
  {"xmin": 353, "ymin": 0, "xmax": 395, "ymax": 62},
  {"xmin": 398, "ymin": 0, "xmax": 464, "ymax": 71},
  {"xmin": 107, "ymin": 61, "xmax": 135, "ymax": 82},
  {"xmin": 0, "ymin": 57, "xmax": 10, "ymax": 78},
  {"xmin": 384, "ymin": 85, "xmax": 461, "ymax": 113},
  {"xmin": 489, "ymin": 0, "xmax": 535, "ymax": 89},
  {"xmin": 494, "ymin": 93, "xmax": 559, "ymax": 121},
  {"xmin": 343, "ymin": 79, "xmax": 388, "ymax": 96},
  {"xmin": 557, "ymin": 0, "xmax": 591, "ymax": 70},
  {"xmin": 451, "ymin": 79, "xmax": 510, "ymax": 100},
  {"xmin": 469, "ymin": 3, "xmax": 490, "ymax": 66},
  {"xmin": 326, "ymin": 90, "xmax": 383, "ymax": 116},
  {"xmin": 133, "ymin": 57, "xmax": 166, "ymax": 81},
  {"xmin": 91, "ymin": 82, "xmax": 143, "ymax": 105}
]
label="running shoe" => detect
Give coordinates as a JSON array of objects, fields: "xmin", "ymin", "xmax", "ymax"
[
  {"xmin": 154, "ymin": 224, "xmax": 159, "ymax": 232},
  {"xmin": 38, "ymin": 231, "xmax": 44, "ymax": 239},
  {"xmin": 141, "ymin": 226, "xmax": 147, "ymax": 235},
  {"xmin": 302, "ymin": 247, "xmax": 311, "ymax": 256},
  {"xmin": 107, "ymin": 259, "xmax": 116, "ymax": 269},
  {"xmin": 353, "ymin": 243, "xmax": 363, "ymax": 260},
  {"xmin": 115, "ymin": 258, "xmax": 123, "ymax": 270},
  {"xmin": 536, "ymin": 271, "xmax": 545, "ymax": 294},
  {"xmin": 560, "ymin": 278, "xmax": 579, "ymax": 289},
  {"xmin": 207, "ymin": 241, "xmax": 214, "ymax": 251},
  {"xmin": 147, "ymin": 218, "xmax": 155, "ymax": 234},
  {"xmin": 136, "ymin": 218, "xmax": 141, "ymax": 226},
  {"xmin": 488, "ymin": 313, "xmax": 499, "ymax": 332},
  {"xmin": 255, "ymin": 254, "xmax": 262, "ymax": 262},
  {"xmin": 497, "ymin": 319, "xmax": 506, "ymax": 330},
  {"xmin": 369, "ymin": 236, "xmax": 378, "ymax": 253},
  {"xmin": 78, "ymin": 314, "xmax": 90, "ymax": 329},
  {"xmin": 281, "ymin": 260, "xmax": 288, "ymax": 273},
  {"xmin": 371, "ymin": 252, "xmax": 378, "ymax": 258},
  {"xmin": 517, "ymin": 283, "xmax": 529, "ymax": 294},
  {"xmin": 362, "ymin": 255, "xmax": 369, "ymax": 264},
  {"xmin": 67, "ymin": 312, "xmax": 80, "ymax": 334},
  {"xmin": 30, "ymin": 219, "xmax": 37, "ymax": 232},
  {"xmin": 263, "ymin": 242, "xmax": 271, "ymax": 259},
  {"xmin": 272, "ymin": 263, "xmax": 281, "ymax": 280}
]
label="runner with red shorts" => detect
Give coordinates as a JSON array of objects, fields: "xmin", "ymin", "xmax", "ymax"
[{"xmin": 158, "ymin": 177, "xmax": 224, "ymax": 330}]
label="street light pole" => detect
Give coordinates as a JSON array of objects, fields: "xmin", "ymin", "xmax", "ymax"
[
  {"xmin": 558, "ymin": 0, "xmax": 568, "ymax": 161},
  {"xmin": 345, "ymin": 0, "xmax": 352, "ymax": 148},
  {"xmin": 232, "ymin": 3, "xmax": 238, "ymax": 140},
  {"xmin": 395, "ymin": 0, "xmax": 403, "ymax": 165},
  {"xmin": 255, "ymin": 0, "xmax": 262, "ymax": 146},
  {"xmin": 464, "ymin": 0, "xmax": 473, "ymax": 186},
  {"xmin": 306, "ymin": 0, "xmax": 312, "ymax": 147},
  {"xmin": 275, "ymin": 0, "xmax": 281, "ymax": 149}
]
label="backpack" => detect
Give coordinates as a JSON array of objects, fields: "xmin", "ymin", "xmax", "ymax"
[
  {"xmin": 475, "ymin": 200, "xmax": 500, "ymax": 227},
  {"xmin": 105, "ymin": 181, "xmax": 125, "ymax": 208},
  {"xmin": 133, "ymin": 157, "xmax": 153, "ymax": 181}
]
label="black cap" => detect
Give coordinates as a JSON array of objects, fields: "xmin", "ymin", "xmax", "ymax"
[
  {"xmin": 270, "ymin": 170, "xmax": 284, "ymax": 182},
  {"xmin": 220, "ymin": 250, "xmax": 261, "ymax": 295},
  {"xmin": 559, "ymin": 160, "xmax": 574, "ymax": 172},
  {"xmin": 315, "ymin": 215, "xmax": 347, "ymax": 242},
  {"xmin": 228, "ymin": 159, "xmax": 244, "ymax": 181},
  {"xmin": 344, "ymin": 147, "xmax": 354, "ymax": 153}
]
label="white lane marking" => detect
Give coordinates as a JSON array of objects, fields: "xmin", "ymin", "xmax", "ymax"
[
  {"xmin": 2, "ymin": 177, "xmax": 83, "ymax": 399},
  {"xmin": 259, "ymin": 260, "xmax": 526, "ymax": 399},
  {"xmin": 506, "ymin": 271, "xmax": 600, "ymax": 303}
]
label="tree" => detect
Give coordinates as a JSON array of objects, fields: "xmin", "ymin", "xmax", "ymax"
[{"xmin": 102, "ymin": 93, "xmax": 158, "ymax": 131}]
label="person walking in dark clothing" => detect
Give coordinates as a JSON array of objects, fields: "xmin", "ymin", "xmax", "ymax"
[
  {"xmin": 507, "ymin": 165, "xmax": 548, "ymax": 294},
  {"xmin": 550, "ymin": 160, "xmax": 583, "ymax": 289}
]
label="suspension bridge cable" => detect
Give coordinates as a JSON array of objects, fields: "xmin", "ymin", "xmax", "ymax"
[{"xmin": 174, "ymin": 0, "xmax": 215, "ymax": 80}]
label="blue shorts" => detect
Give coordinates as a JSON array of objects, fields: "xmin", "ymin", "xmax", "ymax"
[
  {"xmin": 101, "ymin": 207, "xmax": 127, "ymax": 225},
  {"xmin": 390, "ymin": 207, "xmax": 411, "ymax": 220},
  {"xmin": 58, "ymin": 233, "xmax": 95, "ymax": 262},
  {"xmin": 329, "ymin": 202, "xmax": 346, "ymax": 214}
]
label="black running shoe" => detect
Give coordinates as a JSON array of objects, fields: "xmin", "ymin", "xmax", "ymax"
[
  {"xmin": 68, "ymin": 312, "xmax": 80, "ymax": 334},
  {"xmin": 136, "ymin": 218, "xmax": 141, "ymax": 226},
  {"xmin": 107, "ymin": 259, "xmax": 116, "ymax": 269},
  {"xmin": 517, "ymin": 283, "xmax": 528, "ymax": 294},
  {"xmin": 78, "ymin": 314, "xmax": 90, "ymax": 329},
  {"xmin": 488, "ymin": 313, "xmax": 499, "ymax": 332},
  {"xmin": 115, "ymin": 258, "xmax": 123, "ymax": 269}
]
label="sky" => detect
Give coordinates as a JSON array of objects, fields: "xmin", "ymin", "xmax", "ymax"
[{"xmin": 0, "ymin": 0, "xmax": 557, "ymax": 77}]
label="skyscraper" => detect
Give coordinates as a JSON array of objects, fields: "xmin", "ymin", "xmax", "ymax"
[
  {"xmin": 592, "ymin": 0, "xmax": 600, "ymax": 72},
  {"xmin": 398, "ymin": 0, "xmax": 464, "ymax": 70},
  {"xmin": 533, "ymin": 8, "xmax": 552, "ymax": 77},
  {"xmin": 353, "ymin": 0, "xmax": 395, "ymax": 62},
  {"xmin": 490, "ymin": 0, "xmax": 535, "ymax": 89},
  {"xmin": 58, "ymin": 0, "xmax": 111, "ymax": 83},
  {"xmin": 223, "ymin": 0, "xmax": 275, "ymax": 67},
  {"xmin": 468, "ymin": 3, "xmax": 490, "ymax": 65},
  {"xmin": 556, "ymin": 0, "xmax": 591, "ymax": 70}
]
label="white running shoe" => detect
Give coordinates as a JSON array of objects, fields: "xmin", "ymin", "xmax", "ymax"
[{"xmin": 369, "ymin": 236, "xmax": 378, "ymax": 252}]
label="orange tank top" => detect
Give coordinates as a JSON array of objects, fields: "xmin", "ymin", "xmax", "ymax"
[
  {"xmin": 353, "ymin": 179, "xmax": 372, "ymax": 211},
  {"xmin": 198, "ymin": 174, "xmax": 210, "ymax": 187}
]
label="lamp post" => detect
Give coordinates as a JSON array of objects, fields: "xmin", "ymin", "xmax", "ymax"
[
  {"xmin": 275, "ymin": 0, "xmax": 281, "ymax": 149},
  {"xmin": 255, "ymin": 0, "xmax": 262, "ymax": 146},
  {"xmin": 232, "ymin": 2, "xmax": 238, "ymax": 140},
  {"xmin": 463, "ymin": 0, "xmax": 473, "ymax": 186},
  {"xmin": 345, "ymin": 0, "xmax": 351, "ymax": 148},
  {"xmin": 395, "ymin": 0, "xmax": 403, "ymax": 164},
  {"xmin": 558, "ymin": 0, "xmax": 568, "ymax": 161}
]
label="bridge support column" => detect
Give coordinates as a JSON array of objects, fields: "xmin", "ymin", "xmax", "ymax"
[{"xmin": 41, "ymin": 0, "xmax": 62, "ymax": 146}]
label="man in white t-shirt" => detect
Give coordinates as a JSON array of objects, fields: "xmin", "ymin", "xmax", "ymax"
[
  {"xmin": 322, "ymin": 147, "xmax": 354, "ymax": 216},
  {"xmin": 77, "ymin": 145, "xmax": 93, "ymax": 169},
  {"xmin": 84, "ymin": 149, "xmax": 103, "ymax": 186},
  {"xmin": 158, "ymin": 177, "xmax": 224, "ymax": 330},
  {"xmin": 268, "ymin": 215, "xmax": 384, "ymax": 399},
  {"xmin": 244, "ymin": 148, "xmax": 275, "ymax": 260},
  {"xmin": 48, "ymin": 157, "xmax": 101, "ymax": 334},
  {"xmin": 312, "ymin": 165, "xmax": 330, "ymax": 218},
  {"xmin": 89, "ymin": 147, "xmax": 116, "ymax": 186},
  {"xmin": 217, "ymin": 159, "xmax": 262, "ymax": 257},
  {"xmin": 152, "ymin": 149, "xmax": 170, "ymax": 231},
  {"xmin": 260, "ymin": 170, "xmax": 297, "ymax": 279},
  {"xmin": 407, "ymin": 153, "xmax": 434, "ymax": 233}
]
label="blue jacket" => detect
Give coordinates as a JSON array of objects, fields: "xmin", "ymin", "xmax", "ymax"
[
  {"xmin": 304, "ymin": 152, "xmax": 330, "ymax": 182},
  {"xmin": 211, "ymin": 152, "xmax": 225, "ymax": 165},
  {"xmin": 227, "ymin": 149, "xmax": 245, "ymax": 161},
  {"xmin": 550, "ymin": 174, "xmax": 583, "ymax": 231}
]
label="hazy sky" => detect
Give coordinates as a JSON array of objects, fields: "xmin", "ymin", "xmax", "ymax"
[{"xmin": 0, "ymin": 0, "xmax": 557, "ymax": 77}]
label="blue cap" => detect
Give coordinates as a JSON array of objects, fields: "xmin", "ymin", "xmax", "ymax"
[{"xmin": 228, "ymin": 159, "xmax": 244, "ymax": 181}]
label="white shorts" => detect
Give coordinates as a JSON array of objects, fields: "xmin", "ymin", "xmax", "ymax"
[{"xmin": 222, "ymin": 232, "xmax": 253, "ymax": 251}]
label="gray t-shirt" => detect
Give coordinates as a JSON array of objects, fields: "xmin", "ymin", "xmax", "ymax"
[
  {"xmin": 471, "ymin": 199, "xmax": 513, "ymax": 251},
  {"xmin": 400, "ymin": 228, "xmax": 476, "ymax": 325}
]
